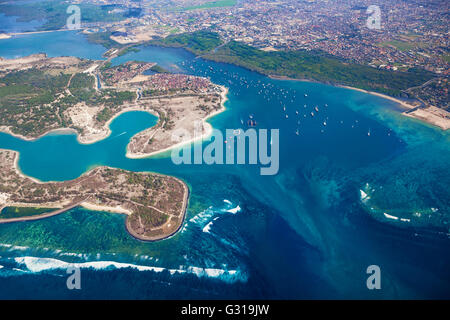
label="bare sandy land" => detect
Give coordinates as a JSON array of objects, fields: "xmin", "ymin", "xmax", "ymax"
[
  {"xmin": 404, "ymin": 106, "xmax": 450, "ymax": 130},
  {"xmin": 76, "ymin": 106, "xmax": 158, "ymax": 145},
  {"xmin": 270, "ymin": 74, "xmax": 449, "ymax": 131},
  {"xmin": 338, "ymin": 85, "xmax": 418, "ymax": 110},
  {"xmin": 80, "ymin": 202, "xmax": 132, "ymax": 215},
  {"xmin": 339, "ymin": 85, "xmax": 450, "ymax": 130},
  {"xmin": 0, "ymin": 54, "xmax": 46, "ymax": 66},
  {"xmin": 127, "ymin": 74, "xmax": 152, "ymax": 83},
  {"xmin": 126, "ymin": 85, "xmax": 229, "ymax": 159},
  {"xmin": 0, "ymin": 34, "xmax": 11, "ymax": 39}
]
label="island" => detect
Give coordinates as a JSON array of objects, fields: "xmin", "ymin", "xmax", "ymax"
[{"xmin": 0, "ymin": 149, "xmax": 188, "ymax": 241}]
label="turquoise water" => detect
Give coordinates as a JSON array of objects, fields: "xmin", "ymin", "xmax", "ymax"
[{"xmin": 0, "ymin": 32, "xmax": 449, "ymax": 299}]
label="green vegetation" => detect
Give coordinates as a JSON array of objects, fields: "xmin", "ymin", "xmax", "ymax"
[
  {"xmin": 0, "ymin": 1, "xmax": 129, "ymax": 31},
  {"xmin": 203, "ymin": 40, "xmax": 435, "ymax": 96},
  {"xmin": 182, "ymin": 0, "xmax": 237, "ymax": 11},
  {"xmin": 146, "ymin": 31, "xmax": 433, "ymax": 96},
  {"xmin": 117, "ymin": 47, "xmax": 140, "ymax": 57},
  {"xmin": 149, "ymin": 64, "xmax": 170, "ymax": 74},
  {"xmin": 149, "ymin": 30, "xmax": 222, "ymax": 55},
  {"xmin": 0, "ymin": 69, "xmax": 71, "ymax": 136},
  {"xmin": 378, "ymin": 40, "xmax": 428, "ymax": 52},
  {"xmin": 441, "ymin": 54, "xmax": 450, "ymax": 63},
  {"xmin": 0, "ymin": 207, "xmax": 54, "ymax": 219},
  {"xmin": 95, "ymin": 90, "xmax": 136, "ymax": 123},
  {"xmin": 86, "ymin": 32, "xmax": 122, "ymax": 49},
  {"xmin": 131, "ymin": 206, "xmax": 168, "ymax": 228},
  {"xmin": 69, "ymin": 73, "xmax": 96, "ymax": 101},
  {"xmin": 0, "ymin": 64, "xmax": 135, "ymax": 136}
]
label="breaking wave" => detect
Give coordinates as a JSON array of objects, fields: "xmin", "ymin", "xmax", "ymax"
[
  {"xmin": 13, "ymin": 256, "xmax": 248, "ymax": 283},
  {"xmin": 187, "ymin": 199, "xmax": 242, "ymax": 234}
]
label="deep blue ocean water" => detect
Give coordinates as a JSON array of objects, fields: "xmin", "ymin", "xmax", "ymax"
[{"xmin": 0, "ymin": 31, "xmax": 449, "ymax": 299}]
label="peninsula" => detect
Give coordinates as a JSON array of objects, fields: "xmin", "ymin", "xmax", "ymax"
[
  {"xmin": 0, "ymin": 54, "xmax": 228, "ymax": 155},
  {"xmin": 0, "ymin": 149, "xmax": 188, "ymax": 241},
  {"xmin": 0, "ymin": 53, "xmax": 228, "ymax": 240}
]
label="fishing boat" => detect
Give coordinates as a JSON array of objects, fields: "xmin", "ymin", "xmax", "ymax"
[{"xmin": 247, "ymin": 114, "xmax": 257, "ymax": 127}]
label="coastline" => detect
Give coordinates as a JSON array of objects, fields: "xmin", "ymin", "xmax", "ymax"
[
  {"xmin": 338, "ymin": 85, "xmax": 450, "ymax": 131},
  {"xmin": 77, "ymin": 107, "xmax": 159, "ymax": 145},
  {"xmin": 125, "ymin": 85, "xmax": 229, "ymax": 159},
  {"xmin": 12, "ymin": 149, "xmax": 49, "ymax": 184},
  {"xmin": 124, "ymin": 176, "xmax": 190, "ymax": 242},
  {"xmin": 268, "ymin": 75, "xmax": 418, "ymax": 109},
  {"xmin": 0, "ymin": 126, "xmax": 78, "ymax": 143},
  {"xmin": 0, "ymin": 149, "xmax": 190, "ymax": 241},
  {"xmin": 337, "ymin": 85, "xmax": 418, "ymax": 110},
  {"xmin": 0, "ymin": 108, "xmax": 158, "ymax": 146},
  {"xmin": 268, "ymin": 74, "xmax": 449, "ymax": 131},
  {"xmin": 0, "ymin": 86, "xmax": 229, "ymax": 156}
]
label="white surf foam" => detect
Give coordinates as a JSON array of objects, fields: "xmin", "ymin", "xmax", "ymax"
[
  {"xmin": 202, "ymin": 221, "xmax": 214, "ymax": 233},
  {"xmin": 189, "ymin": 200, "xmax": 242, "ymax": 233},
  {"xmin": 14, "ymin": 256, "xmax": 247, "ymax": 283},
  {"xmin": 383, "ymin": 212, "xmax": 399, "ymax": 220},
  {"xmin": 227, "ymin": 205, "xmax": 241, "ymax": 214}
]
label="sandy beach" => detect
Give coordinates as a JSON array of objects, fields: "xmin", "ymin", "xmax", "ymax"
[
  {"xmin": 268, "ymin": 73, "xmax": 449, "ymax": 131},
  {"xmin": 0, "ymin": 148, "xmax": 190, "ymax": 241},
  {"xmin": 0, "ymin": 85, "xmax": 228, "ymax": 161},
  {"xmin": 80, "ymin": 202, "xmax": 132, "ymax": 215},
  {"xmin": 126, "ymin": 85, "xmax": 229, "ymax": 159},
  {"xmin": 339, "ymin": 85, "xmax": 450, "ymax": 130},
  {"xmin": 74, "ymin": 106, "xmax": 159, "ymax": 145},
  {"xmin": 338, "ymin": 85, "xmax": 418, "ymax": 110}
]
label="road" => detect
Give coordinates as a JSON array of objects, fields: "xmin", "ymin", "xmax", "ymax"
[{"xmin": 0, "ymin": 197, "xmax": 90, "ymax": 224}]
